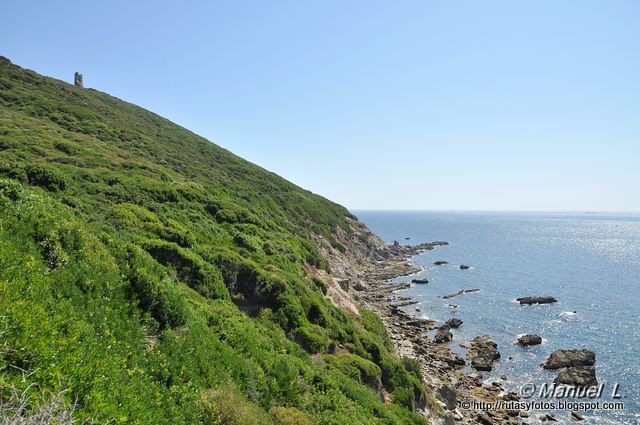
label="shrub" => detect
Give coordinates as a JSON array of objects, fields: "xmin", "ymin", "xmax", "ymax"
[
  {"xmin": 401, "ymin": 356, "xmax": 423, "ymax": 381},
  {"xmin": 294, "ymin": 324, "xmax": 329, "ymax": 353},
  {"xmin": 142, "ymin": 239, "xmax": 228, "ymax": 300},
  {"xmin": 54, "ymin": 141, "xmax": 78, "ymax": 155},
  {"xmin": 232, "ymin": 231, "xmax": 262, "ymax": 253},
  {"xmin": 324, "ymin": 353, "xmax": 381, "ymax": 392},
  {"xmin": 26, "ymin": 164, "xmax": 67, "ymax": 191},
  {"xmin": 200, "ymin": 385, "xmax": 272, "ymax": 425},
  {"xmin": 392, "ymin": 387, "xmax": 414, "ymax": 411},
  {"xmin": 270, "ymin": 406, "xmax": 316, "ymax": 425},
  {"xmin": 271, "ymin": 359, "xmax": 304, "ymax": 404},
  {"xmin": 0, "ymin": 178, "xmax": 23, "ymax": 201},
  {"xmin": 128, "ymin": 266, "xmax": 187, "ymax": 329},
  {"xmin": 312, "ymin": 277, "xmax": 327, "ymax": 295}
]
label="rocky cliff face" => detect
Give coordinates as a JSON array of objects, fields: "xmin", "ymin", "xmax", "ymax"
[{"xmin": 312, "ymin": 216, "xmax": 446, "ymax": 316}]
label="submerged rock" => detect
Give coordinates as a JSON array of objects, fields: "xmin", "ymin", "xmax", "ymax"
[
  {"xmin": 442, "ymin": 290, "xmax": 464, "ymax": 299},
  {"xmin": 445, "ymin": 318, "xmax": 463, "ymax": 328},
  {"xmin": 517, "ymin": 296, "xmax": 557, "ymax": 305},
  {"xmin": 468, "ymin": 336, "xmax": 500, "ymax": 371},
  {"xmin": 543, "ymin": 349, "xmax": 596, "ymax": 369},
  {"xmin": 517, "ymin": 334, "xmax": 542, "ymax": 346},
  {"xmin": 554, "ymin": 366, "xmax": 598, "ymax": 387}
]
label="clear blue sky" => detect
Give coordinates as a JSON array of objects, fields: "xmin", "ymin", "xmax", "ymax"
[{"xmin": 3, "ymin": 1, "xmax": 639, "ymax": 211}]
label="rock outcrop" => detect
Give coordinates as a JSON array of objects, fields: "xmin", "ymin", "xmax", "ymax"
[
  {"xmin": 543, "ymin": 349, "xmax": 595, "ymax": 370},
  {"xmin": 411, "ymin": 278, "xmax": 429, "ymax": 284},
  {"xmin": 554, "ymin": 366, "xmax": 598, "ymax": 387},
  {"xmin": 445, "ymin": 318, "xmax": 463, "ymax": 328},
  {"xmin": 434, "ymin": 325, "xmax": 453, "ymax": 343},
  {"xmin": 517, "ymin": 296, "xmax": 557, "ymax": 305},
  {"xmin": 436, "ymin": 384, "xmax": 457, "ymax": 410},
  {"xmin": 517, "ymin": 334, "xmax": 542, "ymax": 346},
  {"xmin": 468, "ymin": 336, "xmax": 500, "ymax": 371}
]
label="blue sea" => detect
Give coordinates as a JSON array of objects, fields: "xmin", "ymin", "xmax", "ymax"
[{"xmin": 356, "ymin": 211, "xmax": 640, "ymax": 424}]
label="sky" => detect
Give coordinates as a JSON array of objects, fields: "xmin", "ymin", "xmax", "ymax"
[{"xmin": 3, "ymin": 1, "xmax": 639, "ymax": 211}]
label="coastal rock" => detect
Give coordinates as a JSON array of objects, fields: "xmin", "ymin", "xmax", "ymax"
[
  {"xmin": 543, "ymin": 349, "xmax": 596, "ymax": 370},
  {"xmin": 554, "ymin": 366, "xmax": 598, "ymax": 387},
  {"xmin": 571, "ymin": 412, "xmax": 585, "ymax": 421},
  {"xmin": 390, "ymin": 300, "xmax": 418, "ymax": 308},
  {"xmin": 442, "ymin": 352, "xmax": 466, "ymax": 367},
  {"xmin": 518, "ymin": 334, "xmax": 542, "ymax": 346},
  {"xmin": 445, "ymin": 318, "xmax": 463, "ymax": 328},
  {"xmin": 477, "ymin": 413, "xmax": 493, "ymax": 425},
  {"xmin": 468, "ymin": 336, "xmax": 500, "ymax": 371},
  {"xmin": 436, "ymin": 385, "xmax": 457, "ymax": 410},
  {"xmin": 517, "ymin": 296, "xmax": 557, "ymax": 305},
  {"xmin": 411, "ymin": 278, "xmax": 429, "ymax": 284},
  {"xmin": 434, "ymin": 325, "xmax": 453, "ymax": 343},
  {"xmin": 352, "ymin": 282, "xmax": 368, "ymax": 291},
  {"xmin": 459, "ymin": 264, "xmax": 471, "ymax": 270},
  {"xmin": 338, "ymin": 279, "xmax": 350, "ymax": 292},
  {"xmin": 442, "ymin": 290, "xmax": 464, "ymax": 299},
  {"xmin": 434, "ymin": 260, "xmax": 449, "ymax": 265}
]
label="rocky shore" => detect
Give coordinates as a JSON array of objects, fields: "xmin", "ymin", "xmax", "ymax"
[
  {"xmin": 313, "ymin": 218, "xmax": 605, "ymax": 424},
  {"xmin": 349, "ymin": 240, "xmax": 524, "ymax": 424},
  {"xmin": 358, "ymin": 255, "xmax": 526, "ymax": 424},
  {"xmin": 313, "ymin": 217, "xmax": 602, "ymax": 424}
]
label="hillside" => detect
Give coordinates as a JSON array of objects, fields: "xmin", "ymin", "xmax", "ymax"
[{"xmin": 0, "ymin": 57, "xmax": 430, "ymax": 424}]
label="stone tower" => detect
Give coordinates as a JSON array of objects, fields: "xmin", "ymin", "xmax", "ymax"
[{"xmin": 74, "ymin": 72, "xmax": 83, "ymax": 87}]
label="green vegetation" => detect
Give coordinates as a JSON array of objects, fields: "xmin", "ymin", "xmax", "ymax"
[{"xmin": 0, "ymin": 57, "xmax": 428, "ymax": 424}]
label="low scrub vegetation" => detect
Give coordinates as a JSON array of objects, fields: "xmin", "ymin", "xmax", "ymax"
[{"xmin": 0, "ymin": 57, "xmax": 429, "ymax": 424}]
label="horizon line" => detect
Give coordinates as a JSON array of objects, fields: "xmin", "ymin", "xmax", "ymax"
[{"xmin": 349, "ymin": 209, "xmax": 640, "ymax": 214}]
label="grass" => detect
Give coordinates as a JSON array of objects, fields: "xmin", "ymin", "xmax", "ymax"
[{"xmin": 0, "ymin": 56, "xmax": 429, "ymax": 424}]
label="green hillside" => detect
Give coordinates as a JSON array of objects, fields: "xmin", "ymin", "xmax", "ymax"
[{"xmin": 0, "ymin": 57, "xmax": 428, "ymax": 424}]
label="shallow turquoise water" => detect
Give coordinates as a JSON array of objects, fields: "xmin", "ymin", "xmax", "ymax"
[{"xmin": 356, "ymin": 211, "xmax": 640, "ymax": 424}]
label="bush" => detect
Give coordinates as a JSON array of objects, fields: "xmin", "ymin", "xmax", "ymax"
[
  {"xmin": 200, "ymin": 385, "xmax": 272, "ymax": 425},
  {"xmin": 128, "ymin": 266, "xmax": 187, "ymax": 329},
  {"xmin": 294, "ymin": 324, "xmax": 329, "ymax": 353},
  {"xmin": 54, "ymin": 141, "xmax": 78, "ymax": 155},
  {"xmin": 0, "ymin": 178, "xmax": 24, "ymax": 201},
  {"xmin": 312, "ymin": 277, "xmax": 327, "ymax": 295},
  {"xmin": 271, "ymin": 358, "xmax": 304, "ymax": 404},
  {"xmin": 324, "ymin": 353, "xmax": 381, "ymax": 392},
  {"xmin": 270, "ymin": 406, "xmax": 316, "ymax": 425},
  {"xmin": 402, "ymin": 356, "xmax": 423, "ymax": 381},
  {"xmin": 142, "ymin": 239, "xmax": 228, "ymax": 300},
  {"xmin": 26, "ymin": 164, "xmax": 67, "ymax": 191},
  {"xmin": 232, "ymin": 230, "xmax": 262, "ymax": 252},
  {"xmin": 392, "ymin": 387, "xmax": 414, "ymax": 410}
]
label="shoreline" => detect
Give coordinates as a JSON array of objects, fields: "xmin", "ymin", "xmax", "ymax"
[{"xmin": 356, "ymin": 243, "xmax": 523, "ymax": 425}]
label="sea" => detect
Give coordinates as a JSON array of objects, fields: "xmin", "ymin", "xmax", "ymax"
[{"xmin": 355, "ymin": 211, "xmax": 640, "ymax": 424}]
